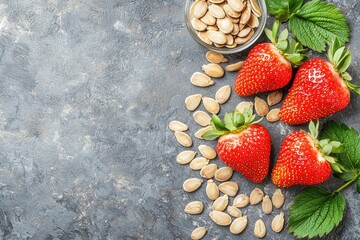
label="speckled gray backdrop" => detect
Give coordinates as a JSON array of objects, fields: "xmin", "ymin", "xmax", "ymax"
[{"xmin": 0, "ymin": 0, "xmax": 359, "ymax": 239}]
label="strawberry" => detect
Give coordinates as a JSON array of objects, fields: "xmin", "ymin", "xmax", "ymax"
[
  {"xmin": 280, "ymin": 38, "xmax": 360, "ymax": 125},
  {"xmin": 234, "ymin": 21, "xmax": 306, "ymax": 96},
  {"xmin": 271, "ymin": 121, "xmax": 341, "ymax": 187},
  {"xmin": 202, "ymin": 108, "xmax": 271, "ymax": 183}
]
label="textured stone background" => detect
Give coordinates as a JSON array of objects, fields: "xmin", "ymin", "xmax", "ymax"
[{"xmin": 0, "ymin": 0, "xmax": 359, "ymax": 239}]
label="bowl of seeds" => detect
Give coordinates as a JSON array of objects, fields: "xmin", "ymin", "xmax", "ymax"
[{"xmin": 185, "ymin": 0, "xmax": 267, "ymax": 54}]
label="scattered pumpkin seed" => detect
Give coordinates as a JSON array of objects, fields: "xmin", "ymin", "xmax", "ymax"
[
  {"xmin": 198, "ymin": 144, "xmax": 217, "ymax": 159},
  {"xmin": 201, "ymin": 63, "xmax": 225, "ymax": 78},
  {"xmin": 233, "ymin": 194, "xmax": 249, "ymax": 208},
  {"xmin": 227, "ymin": 205, "xmax": 242, "ymax": 218},
  {"xmin": 215, "ymin": 85, "xmax": 231, "ymax": 104},
  {"xmin": 230, "ymin": 216, "xmax": 248, "ymax": 234},
  {"xmin": 185, "ymin": 94, "xmax": 202, "ymax": 111},
  {"xmin": 168, "ymin": 120, "xmax": 188, "ymax": 132},
  {"xmin": 250, "ymin": 188, "xmax": 264, "ymax": 205},
  {"xmin": 183, "ymin": 178, "xmax": 203, "ymax": 192},
  {"xmin": 209, "ymin": 211, "xmax": 232, "ymax": 226},
  {"xmin": 254, "ymin": 96, "xmax": 269, "ymax": 116},
  {"xmin": 267, "ymin": 90, "xmax": 283, "ymax": 106},
  {"xmin": 214, "ymin": 167, "xmax": 233, "ymax": 182},
  {"xmin": 225, "ymin": 61, "xmax": 244, "ymax": 72},
  {"xmin": 212, "ymin": 194, "xmax": 229, "ymax": 211},
  {"xmin": 205, "ymin": 51, "xmax": 228, "ymax": 63},
  {"xmin": 184, "ymin": 201, "xmax": 204, "ymax": 215},
  {"xmin": 203, "ymin": 97, "xmax": 220, "ymax": 114},
  {"xmin": 193, "ymin": 111, "xmax": 211, "ymax": 126},
  {"xmin": 191, "ymin": 227, "xmax": 207, "ymax": 240},
  {"xmin": 236, "ymin": 101, "xmax": 253, "ymax": 113},
  {"xmin": 262, "ymin": 195, "xmax": 273, "ymax": 214},
  {"xmin": 271, "ymin": 212, "xmax": 285, "ymax": 233},
  {"xmin": 194, "ymin": 126, "xmax": 213, "ymax": 139},
  {"xmin": 176, "ymin": 150, "xmax": 197, "ymax": 164},
  {"xmin": 200, "ymin": 163, "xmax": 218, "ymax": 179},
  {"xmin": 206, "ymin": 179, "xmax": 220, "ymax": 200},
  {"xmin": 266, "ymin": 108, "xmax": 280, "ymax": 122},
  {"xmin": 272, "ymin": 189, "xmax": 285, "ymax": 209},
  {"xmin": 254, "ymin": 219, "xmax": 266, "ymax": 238},
  {"xmin": 174, "ymin": 131, "xmax": 193, "ymax": 147},
  {"xmin": 218, "ymin": 181, "xmax": 238, "ymax": 196},
  {"xmin": 190, "ymin": 157, "xmax": 209, "ymax": 170},
  {"xmin": 190, "ymin": 72, "xmax": 215, "ymax": 87}
]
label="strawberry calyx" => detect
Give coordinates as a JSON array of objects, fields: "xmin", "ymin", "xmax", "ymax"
[
  {"xmin": 202, "ymin": 108, "xmax": 260, "ymax": 140},
  {"xmin": 327, "ymin": 37, "xmax": 360, "ymax": 95},
  {"xmin": 264, "ymin": 20, "xmax": 307, "ymax": 68}
]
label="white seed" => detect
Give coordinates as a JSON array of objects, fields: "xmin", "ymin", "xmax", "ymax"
[
  {"xmin": 214, "ymin": 167, "xmax": 233, "ymax": 182},
  {"xmin": 207, "ymin": 25, "xmax": 219, "ymax": 31},
  {"xmin": 190, "ymin": 157, "xmax": 209, "ymax": 170},
  {"xmin": 233, "ymin": 194, "xmax": 249, "ymax": 208},
  {"xmin": 203, "ymin": 97, "xmax": 220, "ymax": 114},
  {"xmin": 183, "ymin": 178, "xmax": 203, "ymax": 192},
  {"xmin": 240, "ymin": 4, "xmax": 251, "ymax": 24},
  {"xmin": 236, "ymin": 101, "xmax": 253, "ymax": 113},
  {"xmin": 238, "ymin": 27, "xmax": 252, "ymax": 38},
  {"xmin": 223, "ymin": 4, "xmax": 240, "ymax": 18},
  {"xmin": 250, "ymin": 188, "xmax": 264, "ymax": 205},
  {"xmin": 225, "ymin": 61, "xmax": 244, "ymax": 72},
  {"xmin": 254, "ymin": 219, "xmax": 266, "ymax": 238},
  {"xmin": 193, "ymin": 111, "xmax": 211, "ymax": 127},
  {"xmin": 176, "ymin": 150, "xmax": 197, "ymax": 164},
  {"xmin": 254, "ymin": 96, "xmax": 269, "ymax": 117},
  {"xmin": 201, "ymin": 63, "xmax": 224, "ymax": 78},
  {"xmin": 267, "ymin": 90, "xmax": 283, "ymax": 106},
  {"xmin": 174, "ymin": 131, "xmax": 193, "ymax": 147},
  {"xmin": 194, "ymin": 126, "xmax": 213, "ymax": 139},
  {"xmin": 208, "ymin": 4, "xmax": 226, "ymax": 18},
  {"xmin": 231, "ymin": 23, "xmax": 240, "ymax": 35},
  {"xmin": 190, "ymin": 72, "xmax": 215, "ymax": 87},
  {"xmin": 227, "ymin": 205, "xmax": 242, "ymax": 218},
  {"xmin": 226, "ymin": 42, "xmax": 238, "ymax": 48},
  {"xmin": 209, "ymin": 211, "xmax": 232, "ymax": 226},
  {"xmin": 209, "ymin": 0, "xmax": 225, "ymax": 3},
  {"xmin": 206, "ymin": 51, "xmax": 228, "ymax": 63},
  {"xmin": 266, "ymin": 109, "xmax": 280, "ymax": 123},
  {"xmin": 262, "ymin": 195, "xmax": 273, "ymax": 214},
  {"xmin": 168, "ymin": 120, "xmax": 188, "ymax": 132},
  {"xmin": 214, "ymin": 43, "xmax": 225, "ymax": 48},
  {"xmin": 218, "ymin": 181, "xmax": 238, "ymax": 196},
  {"xmin": 226, "ymin": 34, "xmax": 234, "ymax": 45},
  {"xmin": 247, "ymin": 13, "xmax": 259, "ymax": 28},
  {"xmin": 235, "ymin": 29, "xmax": 254, "ymax": 44},
  {"xmin": 215, "ymin": 85, "xmax": 231, "ymax": 104},
  {"xmin": 200, "ymin": 12, "xmax": 216, "ymax": 26},
  {"xmin": 206, "ymin": 179, "xmax": 220, "ymax": 200},
  {"xmin": 198, "ymin": 144, "xmax": 217, "ymax": 159},
  {"xmin": 200, "ymin": 163, "xmax": 218, "ymax": 179},
  {"xmin": 250, "ymin": 0, "xmax": 262, "ymax": 17},
  {"xmin": 193, "ymin": 0, "xmax": 208, "ymax": 18},
  {"xmin": 207, "ymin": 30, "xmax": 227, "ymax": 45},
  {"xmin": 212, "ymin": 194, "xmax": 229, "ymax": 211},
  {"xmin": 230, "ymin": 216, "xmax": 248, "ymax": 234},
  {"xmin": 239, "ymin": 23, "xmax": 245, "ymax": 30},
  {"xmin": 197, "ymin": 31, "xmax": 213, "ymax": 45},
  {"xmin": 217, "ymin": 17, "xmax": 234, "ymax": 34},
  {"xmin": 228, "ymin": 0, "xmax": 245, "ymax": 12},
  {"xmin": 184, "ymin": 201, "xmax": 204, "ymax": 215},
  {"xmin": 272, "ymin": 212, "xmax": 285, "ymax": 233},
  {"xmin": 185, "ymin": 94, "xmax": 203, "ymax": 111},
  {"xmin": 272, "ymin": 189, "xmax": 285, "ymax": 209},
  {"xmin": 191, "ymin": 18, "xmax": 208, "ymax": 31},
  {"xmin": 191, "ymin": 227, "xmax": 207, "ymax": 240}
]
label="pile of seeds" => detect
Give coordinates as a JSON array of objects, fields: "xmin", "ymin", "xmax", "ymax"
[
  {"xmin": 189, "ymin": 0, "xmax": 262, "ymax": 48},
  {"xmin": 169, "ymin": 51, "xmax": 286, "ymax": 239}
]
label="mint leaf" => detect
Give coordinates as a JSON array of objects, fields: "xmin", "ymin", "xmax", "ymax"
[
  {"xmin": 289, "ymin": 187, "xmax": 345, "ymax": 238},
  {"xmin": 321, "ymin": 121, "xmax": 360, "ymax": 172},
  {"xmin": 265, "ymin": 0, "xmax": 303, "ymax": 21},
  {"xmin": 289, "ymin": 0, "xmax": 350, "ymax": 52},
  {"xmin": 357, "ymin": 179, "xmax": 360, "ymax": 194}
]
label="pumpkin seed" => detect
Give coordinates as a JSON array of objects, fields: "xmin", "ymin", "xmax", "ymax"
[
  {"xmin": 227, "ymin": 15, "xmax": 240, "ymax": 23},
  {"xmin": 208, "ymin": 4, "xmax": 226, "ymax": 18},
  {"xmin": 174, "ymin": 131, "xmax": 193, "ymax": 147},
  {"xmin": 209, "ymin": 211, "xmax": 232, "ymax": 226},
  {"xmin": 254, "ymin": 219, "xmax": 266, "ymax": 238},
  {"xmin": 214, "ymin": 43, "xmax": 225, "ymax": 48},
  {"xmin": 190, "ymin": 157, "xmax": 209, "ymax": 170},
  {"xmin": 254, "ymin": 96, "xmax": 269, "ymax": 116},
  {"xmin": 231, "ymin": 23, "xmax": 240, "ymax": 35},
  {"xmin": 215, "ymin": 85, "xmax": 231, "ymax": 104},
  {"xmin": 262, "ymin": 195, "xmax": 273, "ymax": 214},
  {"xmin": 212, "ymin": 194, "xmax": 229, "ymax": 211},
  {"xmin": 206, "ymin": 179, "xmax": 220, "ymax": 200},
  {"xmin": 250, "ymin": 188, "xmax": 264, "ymax": 205},
  {"xmin": 191, "ymin": 227, "xmax": 207, "ymax": 240},
  {"xmin": 271, "ymin": 212, "xmax": 285, "ymax": 233},
  {"xmin": 225, "ymin": 61, "xmax": 244, "ymax": 72},
  {"xmin": 217, "ymin": 17, "xmax": 234, "ymax": 34},
  {"xmin": 176, "ymin": 150, "xmax": 197, "ymax": 164},
  {"xmin": 240, "ymin": 4, "xmax": 251, "ymax": 24},
  {"xmin": 169, "ymin": 120, "xmax": 188, "ymax": 132},
  {"xmin": 226, "ymin": 42, "xmax": 238, "ymax": 48},
  {"xmin": 226, "ymin": 34, "xmax": 234, "ymax": 45},
  {"xmin": 197, "ymin": 31, "xmax": 213, "ymax": 45},
  {"xmin": 233, "ymin": 194, "xmax": 249, "ymax": 208},
  {"xmin": 200, "ymin": 163, "xmax": 218, "ymax": 178},
  {"xmin": 267, "ymin": 90, "xmax": 283, "ymax": 106},
  {"xmin": 272, "ymin": 189, "xmax": 285, "ymax": 209},
  {"xmin": 190, "ymin": 72, "xmax": 215, "ymax": 87},
  {"xmin": 194, "ymin": 126, "xmax": 213, "ymax": 139},
  {"xmin": 185, "ymin": 94, "xmax": 202, "ymax": 111},
  {"xmin": 198, "ymin": 144, "xmax": 217, "ymax": 159},
  {"xmin": 193, "ymin": 111, "xmax": 211, "ymax": 126},
  {"xmin": 234, "ymin": 29, "xmax": 254, "ymax": 44},
  {"xmin": 214, "ymin": 167, "xmax": 233, "ymax": 182},
  {"xmin": 184, "ymin": 201, "xmax": 204, "ymax": 215},
  {"xmin": 230, "ymin": 216, "xmax": 248, "ymax": 234},
  {"xmin": 207, "ymin": 30, "xmax": 227, "ymax": 45},
  {"xmin": 191, "ymin": 18, "xmax": 208, "ymax": 31},
  {"xmin": 183, "ymin": 178, "xmax": 203, "ymax": 192},
  {"xmin": 201, "ymin": 63, "xmax": 224, "ymax": 78},
  {"xmin": 223, "ymin": 4, "xmax": 240, "ymax": 18},
  {"xmin": 228, "ymin": 0, "xmax": 245, "ymax": 12},
  {"xmin": 193, "ymin": 0, "xmax": 208, "ymax": 19},
  {"xmin": 266, "ymin": 109, "xmax": 280, "ymax": 123},
  {"xmin": 203, "ymin": 97, "xmax": 220, "ymax": 114},
  {"xmin": 247, "ymin": 13, "xmax": 259, "ymax": 28},
  {"xmin": 218, "ymin": 181, "xmax": 238, "ymax": 196},
  {"xmin": 239, "ymin": 23, "xmax": 245, "ymax": 30},
  {"xmin": 238, "ymin": 27, "xmax": 252, "ymax": 38},
  {"xmin": 200, "ymin": 12, "xmax": 216, "ymax": 26},
  {"xmin": 209, "ymin": 0, "xmax": 225, "ymax": 3},
  {"xmin": 206, "ymin": 51, "xmax": 228, "ymax": 63},
  {"xmin": 227, "ymin": 205, "xmax": 242, "ymax": 218},
  {"xmin": 206, "ymin": 25, "xmax": 219, "ymax": 31},
  {"xmin": 236, "ymin": 101, "xmax": 253, "ymax": 113},
  {"xmin": 250, "ymin": 0, "xmax": 261, "ymax": 17}
]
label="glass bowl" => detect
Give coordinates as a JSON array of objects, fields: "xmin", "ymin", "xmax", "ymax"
[{"xmin": 184, "ymin": 0, "xmax": 267, "ymax": 54}]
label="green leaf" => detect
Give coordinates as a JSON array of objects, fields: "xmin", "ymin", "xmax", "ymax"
[
  {"xmin": 211, "ymin": 115, "xmax": 227, "ymax": 131},
  {"xmin": 338, "ymin": 54, "xmax": 352, "ymax": 73},
  {"xmin": 278, "ymin": 29, "xmax": 289, "ymax": 41},
  {"xmin": 265, "ymin": 0, "xmax": 303, "ymax": 22},
  {"xmin": 264, "ymin": 28, "xmax": 275, "ymax": 43},
  {"xmin": 333, "ymin": 171, "xmax": 356, "ymax": 181},
  {"xmin": 345, "ymin": 81, "xmax": 360, "ymax": 95},
  {"xmin": 232, "ymin": 111, "xmax": 244, "ymax": 127},
  {"xmin": 357, "ymin": 178, "xmax": 360, "ymax": 194},
  {"xmin": 289, "ymin": 187, "xmax": 345, "ymax": 238},
  {"xmin": 342, "ymin": 72, "xmax": 352, "ymax": 81},
  {"xmin": 202, "ymin": 129, "xmax": 227, "ymax": 140},
  {"xmin": 321, "ymin": 121, "xmax": 360, "ymax": 171},
  {"xmin": 224, "ymin": 113, "xmax": 237, "ymax": 131},
  {"xmin": 331, "ymin": 163, "xmax": 343, "ymax": 173},
  {"xmin": 289, "ymin": 0, "xmax": 350, "ymax": 52}
]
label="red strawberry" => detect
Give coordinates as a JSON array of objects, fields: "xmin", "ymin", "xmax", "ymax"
[
  {"xmin": 280, "ymin": 39, "xmax": 360, "ymax": 125},
  {"xmin": 271, "ymin": 121, "xmax": 340, "ymax": 187},
  {"xmin": 202, "ymin": 109, "xmax": 271, "ymax": 183},
  {"xmin": 234, "ymin": 21, "xmax": 306, "ymax": 96}
]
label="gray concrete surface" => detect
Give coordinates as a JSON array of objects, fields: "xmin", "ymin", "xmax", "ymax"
[{"xmin": 0, "ymin": 0, "xmax": 359, "ymax": 239}]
